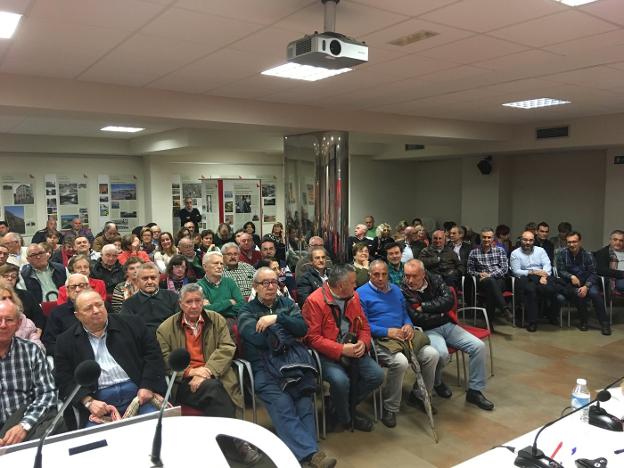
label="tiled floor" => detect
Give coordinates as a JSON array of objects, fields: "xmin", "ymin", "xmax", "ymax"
[{"xmin": 307, "ymin": 313, "xmax": 624, "ymax": 467}]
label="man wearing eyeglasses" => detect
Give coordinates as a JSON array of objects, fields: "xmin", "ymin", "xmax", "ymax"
[
  {"xmin": 1, "ymin": 233, "xmax": 29, "ymax": 268},
  {"xmin": 20, "ymin": 243, "xmax": 67, "ymax": 303},
  {"xmin": 238, "ymin": 267, "xmax": 336, "ymax": 468},
  {"xmin": 42, "ymin": 273, "xmax": 92, "ymax": 357}
]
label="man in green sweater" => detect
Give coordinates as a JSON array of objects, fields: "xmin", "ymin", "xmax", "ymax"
[{"xmin": 197, "ymin": 251, "xmax": 244, "ymax": 333}]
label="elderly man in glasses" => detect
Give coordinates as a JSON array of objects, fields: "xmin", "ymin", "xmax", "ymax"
[{"xmin": 21, "ymin": 243, "xmax": 67, "ymax": 303}]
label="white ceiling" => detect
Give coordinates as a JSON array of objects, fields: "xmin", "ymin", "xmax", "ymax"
[{"xmin": 0, "ymin": 0, "xmax": 624, "ymax": 139}]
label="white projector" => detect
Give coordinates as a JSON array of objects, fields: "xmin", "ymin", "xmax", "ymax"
[{"xmin": 287, "ymin": 32, "xmax": 368, "ymax": 69}]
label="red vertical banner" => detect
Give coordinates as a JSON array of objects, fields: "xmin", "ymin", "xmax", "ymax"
[{"xmin": 217, "ymin": 179, "xmax": 224, "ymax": 223}]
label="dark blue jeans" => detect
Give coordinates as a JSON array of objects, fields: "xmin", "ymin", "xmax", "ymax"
[
  {"xmin": 86, "ymin": 380, "xmax": 157, "ymax": 427},
  {"xmin": 319, "ymin": 354, "xmax": 384, "ymax": 425},
  {"xmin": 253, "ymin": 367, "xmax": 317, "ymax": 462}
]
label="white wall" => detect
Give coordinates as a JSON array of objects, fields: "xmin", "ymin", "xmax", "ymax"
[{"xmin": 0, "ymin": 153, "xmax": 145, "ymax": 240}]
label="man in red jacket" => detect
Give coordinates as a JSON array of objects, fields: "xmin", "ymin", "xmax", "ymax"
[{"xmin": 302, "ymin": 264, "xmax": 384, "ymax": 432}]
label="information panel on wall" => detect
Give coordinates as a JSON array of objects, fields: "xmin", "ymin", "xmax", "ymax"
[
  {"xmin": 221, "ymin": 179, "xmax": 261, "ymax": 231},
  {"xmin": 45, "ymin": 174, "xmax": 91, "ymax": 230},
  {"xmin": 98, "ymin": 175, "xmax": 138, "ymax": 233},
  {"xmin": 0, "ymin": 174, "xmax": 37, "ymax": 236}
]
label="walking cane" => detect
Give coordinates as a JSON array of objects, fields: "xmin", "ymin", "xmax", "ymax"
[{"xmin": 406, "ymin": 338, "xmax": 439, "ymax": 443}]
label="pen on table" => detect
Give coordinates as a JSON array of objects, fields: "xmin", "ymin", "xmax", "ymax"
[
  {"xmin": 614, "ymin": 448, "xmax": 624, "ymax": 454},
  {"xmin": 550, "ymin": 441, "xmax": 563, "ymax": 459}
]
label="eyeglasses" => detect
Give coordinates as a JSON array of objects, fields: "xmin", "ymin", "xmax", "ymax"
[
  {"xmin": 68, "ymin": 283, "xmax": 89, "ymax": 291},
  {"xmin": 255, "ymin": 280, "xmax": 279, "ymax": 288},
  {"xmin": 1, "ymin": 274, "xmax": 18, "ymax": 280},
  {"xmin": 27, "ymin": 252, "xmax": 46, "ymax": 258}
]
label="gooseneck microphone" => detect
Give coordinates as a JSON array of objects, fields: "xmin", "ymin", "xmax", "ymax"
[
  {"xmin": 514, "ymin": 391, "xmax": 611, "ymax": 468},
  {"xmin": 33, "ymin": 360, "xmax": 101, "ymax": 468},
  {"xmin": 589, "ymin": 375, "xmax": 624, "ymax": 432},
  {"xmin": 150, "ymin": 348, "xmax": 190, "ymax": 467}
]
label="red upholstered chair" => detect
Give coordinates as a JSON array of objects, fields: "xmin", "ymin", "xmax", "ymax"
[{"xmin": 40, "ymin": 301, "xmax": 57, "ymax": 318}]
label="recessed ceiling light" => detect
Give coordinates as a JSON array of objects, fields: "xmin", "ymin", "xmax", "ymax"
[
  {"xmin": 261, "ymin": 63, "xmax": 351, "ymax": 81},
  {"xmin": 552, "ymin": 0, "xmax": 599, "ymax": 6},
  {"xmin": 0, "ymin": 11, "xmax": 22, "ymax": 39},
  {"xmin": 101, "ymin": 126, "xmax": 145, "ymax": 133},
  {"xmin": 502, "ymin": 98, "xmax": 571, "ymax": 109}
]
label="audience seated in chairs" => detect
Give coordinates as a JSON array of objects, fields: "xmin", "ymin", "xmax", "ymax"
[
  {"xmin": 238, "ymin": 267, "xmax": 336, "ymax": 468},
  {"xmin": 302, "ymin": 264, "xmax": 384, "ymax": 433},
  {"xmin": 401, "ymin": 259, "xmax": 494, "ymax": 411},
  {"xmin": 357, "ymin": 260, "xmax": 439, "ymax": 428},
  {"xmin": 419, "ymin": 230, "xmax": 464, "ymax": 288}
]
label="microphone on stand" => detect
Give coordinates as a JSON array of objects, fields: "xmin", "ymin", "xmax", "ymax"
[
  {"xmin": 33, "ymin": 360, "xmax": 101, "ymax": 468},
  {"xmin": 589, "ymin": 375, "xmax": 624, "ymax": 432},
  {"xmin": 150, "ymin": 348, "xmax": 190, "ymax": 467},
  {"xmin": 514, "ymin": 391, "xmax": 611, "ymax": 468}
]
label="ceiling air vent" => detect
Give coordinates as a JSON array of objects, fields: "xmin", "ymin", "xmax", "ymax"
[
  {"xmin": 389, "ymin": 30, "xmax": 439, "ymax": 47},
  {"xmin": 536, "ymin": 126, "xmax": 568, "ymax": 139}
]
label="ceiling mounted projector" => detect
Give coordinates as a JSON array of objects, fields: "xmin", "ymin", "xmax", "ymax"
[{"xmin": 287, "ymin": 0, "xmax": 368, "ymax": 70}]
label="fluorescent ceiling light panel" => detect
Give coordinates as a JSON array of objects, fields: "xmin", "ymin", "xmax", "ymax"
[
  {"xmin": 502, "ymin": 98, "xmax": 571, "ymax": 109},
  {"xmin": 261, "ymin": 63, "xmax": 351, "ymax": 81},
  {"xmin": 101, "ymin": 126, "xmax": 145, "ymax": 133},
  {"xmin": 0, "ymin": 11, "xmax": 22, "ymax": 39},
  {"xmin": 552, "ymin": 0, "xmax": 600, "ymax": 6}
]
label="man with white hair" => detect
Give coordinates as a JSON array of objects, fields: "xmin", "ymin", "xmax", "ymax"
[
  {"xmin": 21, "ymin": 243, "xmax": 67, "ymax": 303},
  {"xmin": 346, "ymin": 224, "xmax": 375, "ymax": 262},
  {"xmin": 2, "ymin": 232, "xmax": 28, "ymax": 267},
  {"xmin": 91, "ymin": 244, "xmax": 124, "ymax": 294},
  {"xmin": 221, "ymin": 242, "xmax": 255, "ymax": 298},
  {"xmin": 0, "ymin": 300, "xmax": 58, "ymax": 445}
]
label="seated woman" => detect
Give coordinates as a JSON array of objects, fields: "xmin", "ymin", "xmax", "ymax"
[
  {"xmin": 372, "ymin": 223, "xmax": 395, "ymax": 260},
  {"xmin": 111, "ymin": 256, "xmax": 144, "ymax": 314},
  {"xmin": 50, "ymin": 235, "xmax": 74, "ymax": 267},
  {"xmin": 57, "ymin": 254, "xmax": 107, "ymax": 304},
  {"xmin": 117, "ymin": 234, "xmax": 150, "ymax": 265},
  {"xmin": 198, "ymin": 229, "xmax": 220, "ymax": 258},
  {"xmin": 0, "ymin": 263, "xmax": 46, "ymax": 330},
  {"xmin": 0, "ymin": 285, "xmax": 44, "ymax": 350},
  {"xmin": 159, "ymin": 254, "xmax": 190, "ymax": 293},
  {"xmin": 139, "ymin": 227, "xmax": 155, "ymax": 258},
  {"xmin": 238, "ymin": 267, "xmax": 335, "ymax": 468},
  {"xmin": 153, "ymin": 231, "xmax": 178, "ymax": 273},
  {"xmin": 352, "ymin": 242, "xmax": 370, "ymax": 288},
  {"xmin": 242, "ymin": 221, "xmax": 262, "ymax": 248}
]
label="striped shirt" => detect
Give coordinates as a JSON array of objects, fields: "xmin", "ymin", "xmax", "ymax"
[
  {"xmin": 223, "ymin": 262, "xmax": 255, "ymax": 297},
  {"xmin": 0, "ymin": 337, "xmax": 57, "ymax": 427},
  {"xmin": 467, "ymin": 245, "xmax": 509, "ymax": 278},
  {"xmin": 85, "ymin": 323, "xmax": 131, "ymax": 388}
]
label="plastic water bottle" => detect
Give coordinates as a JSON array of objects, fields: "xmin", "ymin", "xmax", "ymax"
[{"xmin": 571, "ymin": 378, "xmax": 591, "ymax": 422}]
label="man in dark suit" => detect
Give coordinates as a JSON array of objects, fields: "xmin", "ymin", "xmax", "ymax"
[{"xmin": 55, "ymin": 289, "xmax": 166, "ymax": 428}]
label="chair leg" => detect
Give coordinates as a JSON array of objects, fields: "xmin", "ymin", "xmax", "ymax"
[
  {"xmin": 313, "ymin": 392, "xmax": 319, "ymax": 441},
  {"xmin": 454, "ymin": 353, "xmax": 461, "ymax": 387},
  {"xmin": 488, "ymin": 339, "xmax": 494, "ymax": 377},
  {"xmin": 461, "ymin": 352, "xmax": 468, "ymax": 391}
]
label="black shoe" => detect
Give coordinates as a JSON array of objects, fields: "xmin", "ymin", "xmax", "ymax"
[
  {"xmin": 578, "ymin": 321, "xmax": 589, "ymax": 332},
  {"xmin": 527, "ymin": 322, "xmax": 537, "ymax": 333},
  {"xmin": 233, "ymin": 439, "xmax": 262, "ymax": 466},
  {"xmin": 405, "ymin": 392, "xmax": 438, "ymax": 415},
  {"xmin": 466, "ymin": 389, "xmax": 494, "ymax": 411},
  {"xmin": 601, "ymin": 323, "xmax": 612, "ymax": 336},
  {"xmin": 381, "ymin": 409, "xmax": 396, "ymax": 428},
  {"xmin": 434, "ymin": 382, "xmax": 453, "ymax": 399},
  {"xmin": 351, "ymin": 411, "xmax": 374, "ymax": 432}
]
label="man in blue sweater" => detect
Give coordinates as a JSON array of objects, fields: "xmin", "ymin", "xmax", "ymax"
[{"xmin": 357, "ymin": 260, "xmax": 439, "ymax": 428}]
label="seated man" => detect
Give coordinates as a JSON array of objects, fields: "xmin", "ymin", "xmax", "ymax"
[
  {"xmin": 238, "ymin": 267, "xmax": 336, "ymax": 468},
  {"xmin": 385, "ymin": 242, "xmax": 404, "ymax": 286},
  {"xmin": 303, "ymin": 264, "xmax": 384, "ymax": 432},
  {"xmin": 177, "ymin": 237, "xmax": 204, "ymax": 281},
  {"xmin": 296, "ymin": 246, "xmax": 330, "ymax": 307},
  {"xmin": 31, "ymin": 216, "xmax": 63, "ymax": 245},
  {"xmin": 156, "ymin": 283, "xmax": 260, "ymax": 465},
  {"xmin": 91, "ymin": 244, "xmax": 125, "ymax": 294},
  {"xmin": 93, "ymin": 222, "xmax": 119, "ymax": 252},
  {"xmin": 2, "ymin": 232, "xmax": 29, "ymax": 267},
  {"xmin": 294, "ymin": 236, "xmax": 334, "ymax": 278},
  {"xmin": 21, "ymin": 243, "xmax": 67, "ymax": 303},
  {"xmin": 0, "ymin": 300, "xmax": 58, "ymax": 446},
  {"xmin": 197, "ymin": 251, "xmax": 244, "ymax": 331},
  {"xmin": 357, "ymin": 260, "xmax": 439, "ymax": 428},
  {"xmin": 557, "ymin": 231, "xmax": 610, "ymax": 335},
  {"xmin": 64, "ymin": 217, "xmax": 94, "ymax": 245},
  {"xmin": 55, "ymin": 290, "xmax": 166, "ymax": 427},
  {"xmin": 510, "ymin": 231, "xmax": 560, "ymax": 332},
  {"xmin": 402, "ymin": 259, "xmax": 494, "ymax": 411},
  {"xmin": 419, "ymin": 230, "xmax": 463, "ymax": 287},
  {"xmin": 595, "ymin": 229, "xmax": 624, "ymax": 294},
  {"xmin": 467, "ymin": 227, "xmax": 512, "ymax": 326},
  {"xmin": 74, "ymin": 235, "xmax": 101, "ymax": 261},
  {"xmin": 121, "ymin": 262, "xmax": 178, "ymax": 335},
  {"xmin": 238, "ymin": 233, "xmax": 261, "ymax": 266},
  {"xmin": 534, "ymin": 222, "xmax": 555, "ymax": 263},
  {"xmin": 221, "ymin": 242, "xmax": 255, "ymax": 298}
]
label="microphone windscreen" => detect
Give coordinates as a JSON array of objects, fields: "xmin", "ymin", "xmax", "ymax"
[
  {"xmin": 597, "ymin": 390, "xmax": 612, "ymax": 402},
  {"xmin": 168, "ymin": 348, "xmax": 191, "ymax": 372},
  {"xmin": 74, "ymin": 360, "xmax": 101, "ymax": 386}
]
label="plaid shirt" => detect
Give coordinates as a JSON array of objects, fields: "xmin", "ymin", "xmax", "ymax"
[
  {"xmin": 0, "ymin": 337, "xmax": 57, "ymax": 427},
  {"xmin": 388, "ymin": 262, "xmax": 404, "ymax": 286},
  {"xmin": 556, "ymin": 247, "xmax": 597, "ymax": 288},
  {"xmin": 223, "ymin": 262, "xmax": 255, "ymax": 297},
  {"xmin": 467, "ymin": 245, "xmax": 508, "ymax": 278}
]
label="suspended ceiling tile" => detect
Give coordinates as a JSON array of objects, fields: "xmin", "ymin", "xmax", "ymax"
[
  {"xmin": 173, "ymin": 0, "xmax": 316, "ymax": 25},
  {"xmin": 580, "ymin": 0, "xmax": 624, "ymax": 27}
]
